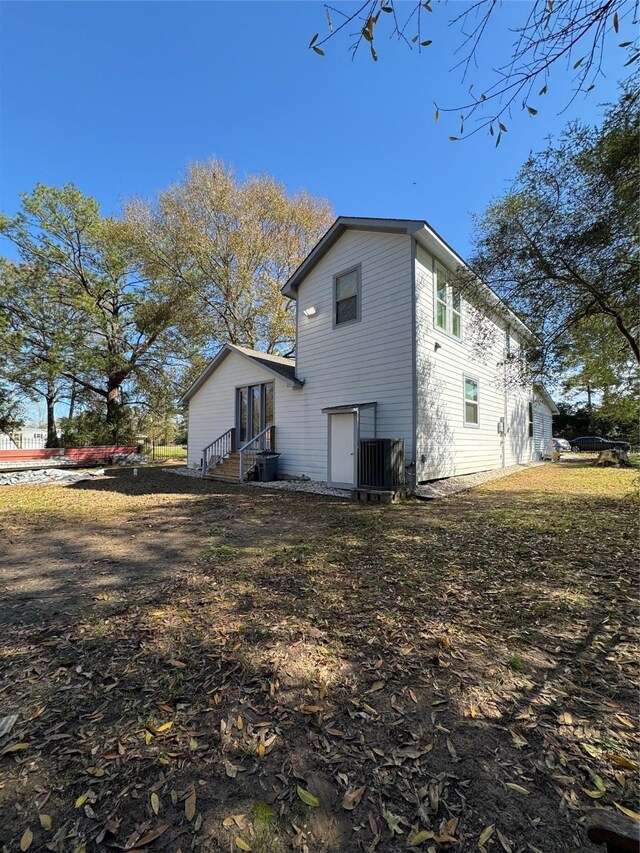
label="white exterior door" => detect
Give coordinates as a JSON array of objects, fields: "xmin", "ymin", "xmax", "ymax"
[{"xmin": 328, "ymin": 413, "xmax": 356, "ymax": 487}]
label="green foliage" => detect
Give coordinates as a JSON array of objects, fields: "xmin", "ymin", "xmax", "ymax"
[
  {"xmin": 507, "ymin": 654, "xmax": 526, "ymax": 672},
  {"xmin": 0, "ymin": 183, "xmax": 193, "ymax": 442},
  {"xmin": 124, "ymin": 159, "xmax": 333, "ymax": 355},
  {"xmin": 0, "ymin": 381, "xmax": 23, "ymax": 436},
  {"xmin": 470, "ymin": 83, "xmax": 639, "ymax": 370},
  {"xmin": 59, "ymin": 408, "xmax": 137, "ymax": 447}
]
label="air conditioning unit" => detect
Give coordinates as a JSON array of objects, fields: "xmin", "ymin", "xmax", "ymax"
[{"xmin": 358, "ymin": 439, "xmax": 405, "ymax": 490}]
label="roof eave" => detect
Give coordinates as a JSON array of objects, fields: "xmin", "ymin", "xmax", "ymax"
[
  {"xmin": 282, "ymin": 216, "xmax": 425, "ymax": 299},
  {"xmin": 179, "ymin": 344, "xmax": 301, "ymax": 405},
  {"xmin": 534, "ymin": 383, "xmax": 559, "ymax": 415}
]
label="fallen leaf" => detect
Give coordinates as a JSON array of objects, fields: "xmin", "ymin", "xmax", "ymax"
[
  {"xmin": 593, "ymin": 775, "xmax": 607, "ymax": 793},
  {"xmin": 235, "ymin": 840, "xmax": 252, "ymax": 852},
  {"xmin": 156, "ymin": 722, "xmax": 173, "ymax": 733},
  {"xmin": 408, "ymin": 828, "xmax": 435, "ymax": 844},
  {"xmin": 151, "ymin": 792, "xmax": 160, "ymax": 814},
  {"xmin": 75, "ymin": 792, "xmax": 91, "ymax": 808},
  {"xmin": 86, "ymin": 766, "xmax": 105, "ymax": 777},
  {"xmin": 39, "ymin": 814, "xmax": 52, "ymax": 830},
  {"xmin": 510, "ymin": 730, "xmax": 528, "ymax": 748},
  {"xmin": 582, "ymin": 788, "xmax": 605, "ymax": 799},
  {"xmin": 185, "ymin": 786, "xmax": 196, "ymax": 821},
  {"xmin": 582, "ymin": 743, "xmax": 601, "ymax": 758},
  {"xmin": 382, "ymin": 808, "xmax": 404, "ymax": 835},
  {"xmin": 505, "ymin": 783, "xmax": 529, "ymax": 795},
  {"xmin": 608, "ymin": 753, "xmax": 638, "ymax": 772},
  {"xmin": 20, "ymin": 829, "xmax": 33, "ymax": 851},
  {"xmin": 296, "ymin": 785, "xmax": 320, "ymax": 808},
  {"xmin": 613, "ymin": 802, "xmax": 640, "ymax": 821},
  {"xmin": 0, "ymin": 742, "xmax": 29, "ymax": 755},
  {"xmin": 131, "ymin": 825, "xmax": 169, "ymax": 847},
  {"xmin": 496, "ymin": 828, "xmax": 513, "ymax": 852},
  {"xmin": 0, "ymin": 715, "xmax": 18, "ymax": 737},
  {"xmin": 479, "ymin": 825, "xmax": 495, "ymax": 845},
  {"xmin": 342, "ymin": 786, "xmax": 366, "ymax": 810},
  {"xmin": 367, "ymin": 681, "xmax": 385, "ymax": 693}
]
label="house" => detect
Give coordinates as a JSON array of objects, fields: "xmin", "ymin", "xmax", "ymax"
[
  {"xmin": 0, "ymin": 426, "xmax": 47, "ymax": 450},
  {"xmin": 182, "ymin": 217, "xmax": 557, "ymax": 488}
]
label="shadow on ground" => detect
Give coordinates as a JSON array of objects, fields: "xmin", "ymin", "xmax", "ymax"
[{"xmin": 0, "ymin": 465, "xmax": 638, "ymax": 852}]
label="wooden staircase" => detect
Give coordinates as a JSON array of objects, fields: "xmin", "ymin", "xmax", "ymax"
[{"xmin": 204, "ymin": 451, "xmax": 241, "ymax": 482}]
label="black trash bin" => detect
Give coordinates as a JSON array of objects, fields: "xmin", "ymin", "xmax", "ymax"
[{"xmin": 256, "ymin": 451, "xmax": 281, "ymax": 482}]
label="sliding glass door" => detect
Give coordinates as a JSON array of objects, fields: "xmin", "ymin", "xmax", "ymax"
[{"xmin": 237, "ymin": 382, "xmax": 274, "ymax": 444}]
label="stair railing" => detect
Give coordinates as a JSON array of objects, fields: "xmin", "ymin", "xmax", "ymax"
[
  {"xmin": 239, "ymin": 425, "xmax": 275, "ymax": 481},
  {"xmin": 201, "ymin": 428, "xmax": 236, "ymax": 478}
]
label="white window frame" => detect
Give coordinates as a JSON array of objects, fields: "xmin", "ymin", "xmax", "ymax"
[
  {"xmin": 434, "ymin": 261, "xmax": 462, "ymax": 340},
  {"xmin": 463, "ymin": 374, "xmax": 479, "ymax": 428}
]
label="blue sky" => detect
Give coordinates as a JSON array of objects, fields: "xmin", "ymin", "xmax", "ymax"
[{"xmin": 0, "ymin": 0, "xmax": 633, "ymax": 264}]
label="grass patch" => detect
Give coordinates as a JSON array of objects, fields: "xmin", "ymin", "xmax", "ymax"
[{"xmin": 507, "ymin": 654, "xmax": 526, "ymax": 672}]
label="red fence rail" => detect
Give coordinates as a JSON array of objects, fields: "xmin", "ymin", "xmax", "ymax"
[{"xmin": 0, "ymin": 446, "xmax": 137, "ymax": 464}]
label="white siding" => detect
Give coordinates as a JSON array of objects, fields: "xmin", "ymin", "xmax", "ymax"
[
  {"xmin": 532, "ymin": 397, "xmax": 553, "ymax": 459},
  {"xmin": 187, "ymin": 352, "xmax": 302, "ymax": 472},
  {"xmin": 415, "ymin": 244, "xmax": 535, "ymax": 480},
  {"xmin": 286, "ymin": 229, "xmax": 415, "ymax": 481}
]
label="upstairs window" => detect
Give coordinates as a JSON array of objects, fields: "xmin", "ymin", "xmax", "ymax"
[
  {"xmin": 464, "ymin": 375, "xmax": 479, "ymax": 426},
  {"xmin": 334, "ymin": 266, "xmax": 360, "ymax": 326},
  {"xmin": 435, "ymin": 262, "xmax": 462, "ymax": 339}
]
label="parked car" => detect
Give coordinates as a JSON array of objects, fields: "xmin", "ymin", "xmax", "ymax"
[
  {"xmin": 543, "ymin": 438, "xmax": 571, "ymax": 460},
  {"xmin": 569, "ymin": 436, "xmax": 631, "ymax": 453}
]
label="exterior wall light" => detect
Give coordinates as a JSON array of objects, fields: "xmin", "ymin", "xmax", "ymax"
[{"xmin": 303, "ymin": 306, "xmax": 317, "ymax": 317}]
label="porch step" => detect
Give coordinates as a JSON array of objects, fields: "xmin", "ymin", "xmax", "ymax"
[
  {"xmin": 204, "ymin": 451, "xmax": 241, "ymax": 482},
  {"xmin": 204, "ymin": 473, "xmax": 241, "ymax": 483}
]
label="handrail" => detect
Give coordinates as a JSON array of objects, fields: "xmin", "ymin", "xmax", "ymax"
[
  {"xmin": 201, "ymin": 428, "xmax": 235, "ymax": 478},
  {"xmin": 239, "ymin": 425, "xmax": 275, "ymax": 481}
]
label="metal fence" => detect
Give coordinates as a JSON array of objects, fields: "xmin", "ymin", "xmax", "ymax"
[
  {"xmin": 140, "ymin": 442, "xmax": 188, "ymax": 462},
  {"xmin": 0, "ymin": 436, "xmax": 48, "ymax": 450}
]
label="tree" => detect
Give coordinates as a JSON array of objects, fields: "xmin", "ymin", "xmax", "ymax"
[
  {"xmin": 0, "ymin": 261, "xmax": 80, "ymax": 446},
  {"xmin": 125, "ymin": 160, "xmax": 334, "ymax": 356},
  {"xmin": 308, "ymin": 0, "xmax": 639, "ymax": 141},
  {"xmin": 0, "ymin": 380, "xmax": 22, "ymax": 436},
  {"xmin": 0, "ymin": 184, "xmax": 194, "ymax": 441},
  {"xmin": 463, "ymin": 83, "xmax": 639, "ymax": 369}
]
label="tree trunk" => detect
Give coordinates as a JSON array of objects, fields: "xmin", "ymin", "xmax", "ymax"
[
  {"xmin": 68, "ymin": 379, "xmax": 76, "ymax": 420},
  {"xmin": 45, "ymin": 385, "xmax": 58, "ymax": 448},
  {"xmin": 586, "ymin": 383, "xmax": 594, "ymax": 433},
  {"xmin": 106, "ymin": 376, "xmax": 129, "ymax": 443}
]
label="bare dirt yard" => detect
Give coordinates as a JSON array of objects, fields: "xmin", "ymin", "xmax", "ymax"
[{"xmin": 0, "ymin": 463, "xmax": 638, "ymax": 853}]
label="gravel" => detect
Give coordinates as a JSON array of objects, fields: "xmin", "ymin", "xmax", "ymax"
[
  {"xmin": 164, "ymin": 466, "xmax": 351, "ymax": 498},
  {"xmin": 165, "ymin": 463, "xmax": 547, "ymax": 501},
  {"xmin": 163, "ymin": 466, "xmax": 202, "ymax": 479},
  {"xmin": 0, "ymin": 468, "xmax": 106, "ymax": 487},
  {"xmin": 246, "ymin": 479, "xmax": 351, "ymax": 499}
]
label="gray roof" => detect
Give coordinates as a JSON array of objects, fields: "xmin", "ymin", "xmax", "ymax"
[
  {"xmin": 180, "ymin": 343, "xmax": 301, "ymax": 404},
  {"xmin": 231, "ymin": 345, "xmax": 298, "ymax": 383},
  {"xmin": 281, "ymin": 216, "xmax": 538, "ymax": 343}
]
